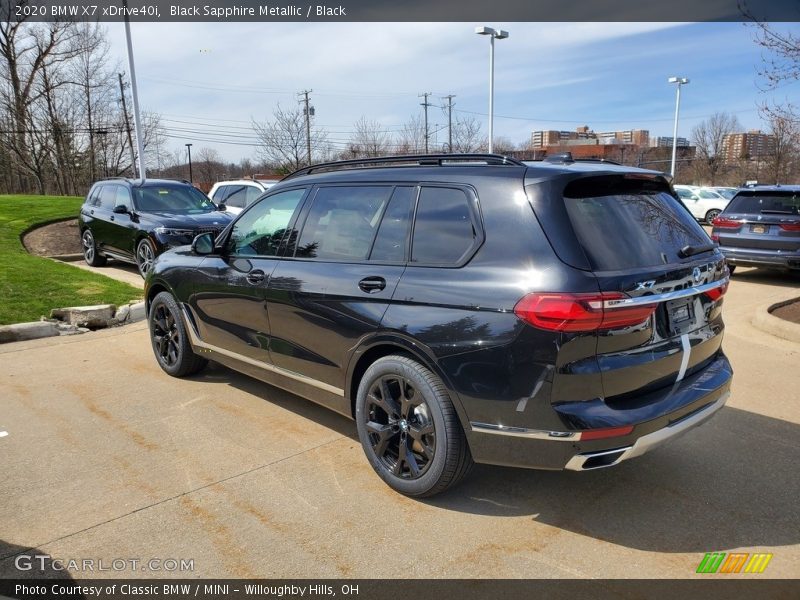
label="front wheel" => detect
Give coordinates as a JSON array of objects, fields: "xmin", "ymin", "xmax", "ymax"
[
  {"xmin": 136, "ymin": 238, "xmax": 156, "ymax": 277},
  {"xmin": 81, "ymin": 229, "xmax": 107, "ymax": 267},
  {"xmin": 355, "ymin": 355, "xmax": 473, "ymax": 497},
  {"xmin": 705, "ymin": 209, "xmax": 721, "ymax": 224},
  {"xmin": 148, "ymin": 291, "xmax": 207, "ymax": 377}
]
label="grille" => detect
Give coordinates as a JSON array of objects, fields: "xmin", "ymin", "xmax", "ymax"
[{"xmin": 195, "ymin": 227, "xmax": 221, "ymax": 238}]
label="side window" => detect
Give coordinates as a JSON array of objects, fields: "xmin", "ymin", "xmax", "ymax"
[
  {"xmin": 114, "ymin": 186, "xmax": 132, "ymax": 210},
  {"xmin": 245, "ymin": 186, "xmax": 263, "ymax": 207},
  {"xmin": 222, "ymin": 185, "xmax": 248, "ymax": 209},
  {"xmin": 87, "ymin": 186, "xmax": 102, "ymax": 207},
  {"xmin": 227, "ymin": 188, "xmax": 306, "ymax": 257},
  {"xmin": 97, "ymin": 185, "xmax": 116, "ymax": 210},
  {"xmin": 369, "ymin": 186, "xmax": 415, "ymax": 262},
  {"xmin": 295, "ymin": 186, "xmax": 393, "ymax": 261},
  {"xmin": 411, "ymin": 187, "xmax": 476, "ymax": 264},
  {"xmin": 211, "ymin": 185, "xmax": 231, "ymax": 203}
]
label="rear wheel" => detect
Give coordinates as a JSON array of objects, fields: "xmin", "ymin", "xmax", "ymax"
[
  {"xmin": 355, "ymin": 355, "xmax": 473, "ymax": 497},
  {"xmin": 728, "ymin": 265, "xmax": 736, "ymax": 276},
  {"xmin": 136, "ymin": 238, "xmax": 156, "ymax": 277},
  {"xmin": 148, "ymin": 291, "xmax": 207, "ymax": 377},
  {"xmin": 81, "ymin": 229, "xmax": 107, "ymax": 267},
  {"xmin": 705, "ymin": 209, "xmax": 721, "ymax": 223}
]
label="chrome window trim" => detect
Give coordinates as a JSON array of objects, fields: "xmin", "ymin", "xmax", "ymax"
[
  {"xmin": 603, "ymin": 277, "xmax": 729, "ymax": 308},
  {"xmin": 470, "ymin": 421, "xmax": 578, "ymax": 441}
]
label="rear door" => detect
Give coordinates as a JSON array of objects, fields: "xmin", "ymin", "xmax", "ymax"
[
  {"xmin": 560, "ymin": 174, "xmax": 729, "ymax": 400},
  {"xmin": 266, "ymin": 184, "xmax": 414, "ymax": 392},
  {"xmin": 89, "ymin": 184, "xmax": 117, "ymax": 252}
]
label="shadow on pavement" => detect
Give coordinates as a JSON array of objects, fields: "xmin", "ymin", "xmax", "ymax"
[
  {"xmin": 731, "ymin": 266, "xmax": 800, "ymax": 290},
  {"xmin": 0, "ymin": 540, "xmax": 77, "ymax": 579}
]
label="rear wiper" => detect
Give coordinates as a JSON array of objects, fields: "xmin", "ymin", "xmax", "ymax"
[{"xmin": 678, "ymin": 243, "xmax": 715, "ymax": 258}]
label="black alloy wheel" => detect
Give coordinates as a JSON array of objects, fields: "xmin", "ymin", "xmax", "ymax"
[
  {"xmin": 356, "ymin": 355, "xmax": 473, "ymax": 497},
  {"xmin": 148, "ymin": 291, "xmax": 207, "ymax": 377}
]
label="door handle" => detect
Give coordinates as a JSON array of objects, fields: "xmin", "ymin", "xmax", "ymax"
[
  {"xmin": 358, "ymin": 276, "xmax": 386, "ymax": 293},
  {"xmin": 90, "ymin": 210, "xmax": 94, "ymax": 215},
  {"xmin": 110, "ymin": 215, "xmax": 115, "ymax": 221},
  {"xmin": 246, "ymin": 269, "xmax": 266, "ymax": 284}
]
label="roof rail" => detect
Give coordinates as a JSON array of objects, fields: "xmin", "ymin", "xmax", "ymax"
[
  {"xmin": 573, "ymin": 158, "xmax": 622, "ymax": 166},
  {"xmin": 281, "ymin": 153, "xmax": 525, "ymax": 181},
  {"xmin": 540, "ymin": 153, "xmax": 622, "ymax": 166}
]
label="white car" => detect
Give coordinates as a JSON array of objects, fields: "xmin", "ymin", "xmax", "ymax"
[
  {"xmin": 674, "ymin": 185, "xmax": 730, "ymax": 223},
  {"xmin": 208, "ymin": 179, "xmax": 277, "ymax": 215}
]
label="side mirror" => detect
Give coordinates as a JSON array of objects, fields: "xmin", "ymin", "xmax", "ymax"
[
  {"xmin": 216, "ymin": 202, "xmax": 227, "ymax": 211},
  {"xmin": 191, "ymin": 232, "xmax": 215, "ymax": 255},
  {"xmin": 113, "ymin": 204, "xmax": 129, "ymax": 214}
]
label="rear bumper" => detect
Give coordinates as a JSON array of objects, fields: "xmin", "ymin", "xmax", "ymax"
[
  {"xmin": 721, "ymin": 246, "xmax": 800, "ymax": 269},
  {"xmin": 466, "ymin": 353, "xmax": 732, "ymax": 470}
]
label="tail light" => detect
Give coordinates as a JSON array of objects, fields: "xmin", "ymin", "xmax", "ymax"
[
  {"xmin": 579, "ymin": 425, "xmax": 634, "ymax": 441},
  {"xmin": 513, "ymin": 292, "xmax": 657, "ymax": 333},
  {"xmin": 704, "ymin": 280, "xmax": 729, "ymax": 302},
  {"xmin": 711, "ymin": 234, "xmax": 720, "ymax": 242},
  {"xmin": 711, "ymin": 217, "xmax": 742, "ymax": 229},
  {"xmin": 779, "ymin": 223, "xmax": 800, "ymax": 231}
]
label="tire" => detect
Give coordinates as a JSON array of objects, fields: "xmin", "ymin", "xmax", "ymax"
[
  {"xmin": 705, "ymin": 209, "xmax": 721, "ymax": 224},
  {"xmin": 81, "ymin": 228, "xmax": 107, "ymax": 267},
  {"xmin": 136, "ymin": 238, "xmax": 156, "ymax": 278},
  {"xmin": 355, "ymin": 355, "xmax": 473, "ymax": 497},
  {"xmin": 728, "ymin": 265, "xmax": 736, "ymax": 276},
  {"xmin": 148, "ymin": 291, "xmax": 207, "ymax": 377}
]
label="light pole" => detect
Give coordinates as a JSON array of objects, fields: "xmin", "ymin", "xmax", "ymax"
[
  {"xmin": 668, "ymin": 76, "xmax": 689, "ymax": 178},
  {"xmin": 475, "ymin": 26, "xmax": 509, "ymax": 154},
  {"xmin": 185, "ymin": 143, "xmax": 193, "ymax": 183}
]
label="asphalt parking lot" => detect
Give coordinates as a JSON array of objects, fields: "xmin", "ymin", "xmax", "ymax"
[{"xmin": 1, "ymin": 267, "xmax": 798, "ymax": 579}]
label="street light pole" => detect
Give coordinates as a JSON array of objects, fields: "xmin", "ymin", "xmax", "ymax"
[
  {"xmin": 668, "ymin": 76, "xmax": 689, "ymax": 178},
  {"xmin": 185, "ymin": 143, "xmax": 193, "ymax": 183},
  {"xmin": 475, "ymin": 26, "xmax": 509, "ymax": 154}
]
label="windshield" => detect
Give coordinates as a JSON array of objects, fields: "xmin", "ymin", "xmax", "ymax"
[
  {"xmin": 726, "ymin": 191, "xmax": 800, "ymax": 215},
  {"xmin": 134, "ymin": 184, "xmax": 217, "ymax": 214},
  {"xmin": 715, "ymin": 188, "xmax": 737, "ymax": 200}
]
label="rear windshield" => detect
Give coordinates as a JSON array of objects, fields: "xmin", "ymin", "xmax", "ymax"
[
  {"xmin": 726, "ymin": 191, "xmax": 800, "ymax": 215},
  {"xmin": 134, "ymin": 185, "xmax": 216, "ymax": 214},
  {"xmin": 563, "ymin": 176, "xmax": 709, "ymax": 270}
]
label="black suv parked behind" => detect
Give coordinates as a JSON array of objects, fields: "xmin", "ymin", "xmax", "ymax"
[
  {"xmin": 78, "ymin": 178, "xmax": 233, "ymax": 276},
  {"xmin": 144, "ymin": 154, "xmax": 733, "ymax": 497}
]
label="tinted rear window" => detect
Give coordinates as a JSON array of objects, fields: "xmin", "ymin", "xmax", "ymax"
[
  {"xmin": 564, "ymin": 176, "xmax": 709, "ymax": 270},
  {"xmin": 726, "ymin": 191, "xmax": 800, "ymax": 215}
]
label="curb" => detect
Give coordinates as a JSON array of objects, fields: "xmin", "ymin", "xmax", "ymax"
[
  {"xmin": 0, "ymin": 301, "xmax": 147, "ymax": 344},
  {"xmin": 752, "ymin": 296, "xmax": 800, "ymax": 344}
]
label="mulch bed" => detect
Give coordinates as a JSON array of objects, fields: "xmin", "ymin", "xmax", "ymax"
[
  {"xmin": 771, "ymin": 300, "xmax": 800, "ymax": 326},
  {"xmin": 22, "ymin": 218, "xmax": 82, "ymax": 257}
]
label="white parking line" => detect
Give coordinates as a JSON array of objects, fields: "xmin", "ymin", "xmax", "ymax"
[{"xmin": 0, "ymin": 431, "xmax": 8, "ymax": 438}]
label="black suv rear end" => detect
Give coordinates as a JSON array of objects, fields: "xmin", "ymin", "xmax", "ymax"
[
  {"xmin": 144, "ymin": 154, "xmax": 732, "ymax": 496},
  {"xmin": 711, "ymin": 186, "xmax": 800, "ymax": 273}
]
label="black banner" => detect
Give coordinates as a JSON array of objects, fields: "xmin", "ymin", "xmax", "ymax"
[
  {"xmin": 2, "ymin": 579, "xmax": 800, "ymax": 600},
  {"xmin": 1, "ymin": 0, "xmax": 799, "ymax": 22}
]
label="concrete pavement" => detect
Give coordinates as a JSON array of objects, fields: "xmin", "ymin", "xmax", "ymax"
[{"xmin": 1, "ymin": 268, "xmax": 798, "ymax": 579}]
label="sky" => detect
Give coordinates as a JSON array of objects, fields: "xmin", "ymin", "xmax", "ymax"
[{"xmin": 102, "ymin": 21, "xmax": 796, "ymax": 163}]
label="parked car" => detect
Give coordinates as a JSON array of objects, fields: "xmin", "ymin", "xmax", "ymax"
[
  {"xmin": 208, "ymin": 179, "xmax": 276, "ymax": 215},
  {"xmin": 79, "ymin": 178, "xmax": 233, "ymax": 277},
  {"xmin": 144, "ymin": 154, "xmax": 732, "ymax": 497},
  {"xmin": 674, "ymin": 185, "xmax": 730, "ymax": 223},
  {"xmin": 711, "ymin": 186, "xmax": 739, "ymax": 200},
  {"xmin": 711, "ymin": 185, "xmax": 800, "ymax": 274}
]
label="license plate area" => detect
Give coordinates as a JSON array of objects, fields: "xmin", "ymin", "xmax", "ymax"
[
  {"xmin": 750, "ymin": 224, "xmax": 768, "ymax": 234},
  {"xmin": 666, "ymin": 298, "xmax": 695, "ymax": 336}
]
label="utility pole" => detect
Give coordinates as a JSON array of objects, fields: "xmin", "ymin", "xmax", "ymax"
[
  {"xmin": 118, "ymin": 73, "xmax": 137, "ymax": 177},
  {"xmin": 123, "ymin": 1, "xmax": 147, "ymax": 181},
  {"xmin": 185, "ymin": 143, "xmax": 193, "ymax": 183},
  {"xmin": 419, "ymin": 92, "xmax": 432, "ymax": 153},
  {"xmin": 443, "ymin": 95, "xmax": 456, "ymax": 153},
  {"xmin": 299, "ymin": 89, "xmax": 313, "ymax": 165}
]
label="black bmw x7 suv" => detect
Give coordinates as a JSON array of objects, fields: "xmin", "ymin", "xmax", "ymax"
[
  {"xmin": 78, "ymin": 178, "xmax": 233, "ymax": 277},
  {"xmin": 144, "ymin": 154, "xmax": 733, "ymax": 497}
]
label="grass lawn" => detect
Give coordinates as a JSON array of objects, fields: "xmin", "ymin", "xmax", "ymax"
[{"xmin": 0, "ymin": 195, "xmax": 143, "ymax": 325}]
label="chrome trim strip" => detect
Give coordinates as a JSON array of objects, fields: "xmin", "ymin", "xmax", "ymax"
[
  {"xmin": 180, "ymin": 307, "xmax": 345, "ymax": 397},
  {"xmin": 603, "ymin": 277, "xmax": 729, "ymax": 308},
  {"xmin": 564, "ymin": 391, "xmax": 729, "ymax": 471},
  {"xmin": 470, "ymin": 421, "xmax": 578, "ymax": 441},
  {"xmin": 676, "ymin": 333, "xmax": 691, "ymax": 383}
]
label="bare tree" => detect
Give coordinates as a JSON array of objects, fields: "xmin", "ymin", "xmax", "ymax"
[
  {"xmin": 450, "ymin": 115, "xmax": 485, "ymax": 153},
  {"xmin": 763, "ymin": 110, "xmax": 800, "ymax": 184},
  {"xmin": 348, "ymin": 116, "xmax": 391, "ymax": 158},
  {"xmin": 691, "ymin": 112, "xmax": 742, "ymax": 185},
  {"xmin": 745, "ymin": 14, "xmax": 800, "ymax": 119},
  {"xmin": 396, "ymin": 114, "xmax": 426, "ymax": 154},
  {"xmin": 253, "ymin": 104, "xmax": 327, "ymax": 171},
  {"xmin": 193, "ymin": 147, "xmax": 225, "ymax": 185}
]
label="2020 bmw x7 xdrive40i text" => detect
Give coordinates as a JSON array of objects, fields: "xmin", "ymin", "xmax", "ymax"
[{"xmin": 144, "ymin": 154, "xmax": 733, "ymax": 497}]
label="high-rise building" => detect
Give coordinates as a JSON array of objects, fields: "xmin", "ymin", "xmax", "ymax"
[
  {"xmin": 650, "ymin": 136, "xmax": 690, "ymax": 148},
  {"xmin": 722, "ymin": 130, "xmax": 776, "ymax": 162},
  {"xmin": 531, "ymin": 126, "xmax": 649, "ymax": 148}
]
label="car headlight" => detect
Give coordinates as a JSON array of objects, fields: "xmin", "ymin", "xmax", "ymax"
[{"xmin": 154, "ymin": 227, "xmax": 194, "ymax": 236}]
